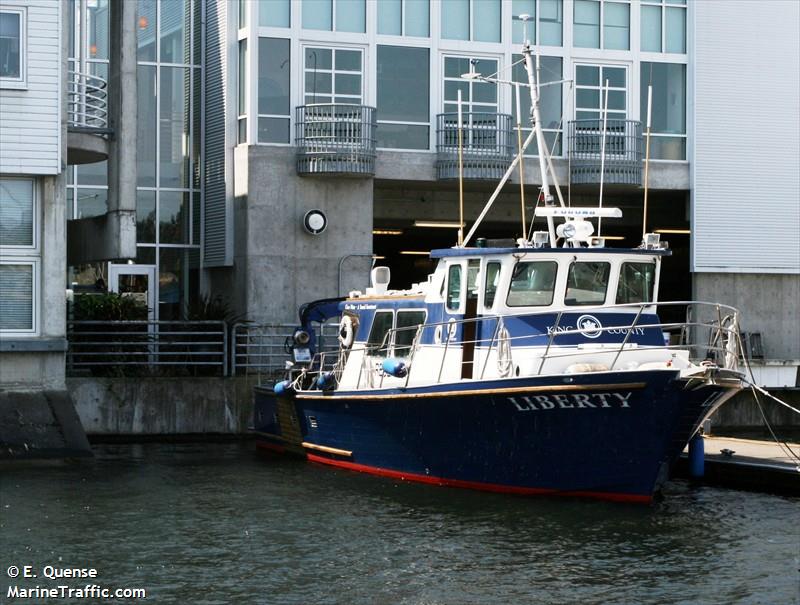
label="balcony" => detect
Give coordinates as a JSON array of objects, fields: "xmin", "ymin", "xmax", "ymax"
[
  {"xmin": 568, "ymin": 119, "xmax": 643, "ymax": 186},
  {"xmin": 436, "ymin": 112, "xmax": 514, "ymax": 181},
  {"xmin": 67, "ymin": 70, "xmax": 111, "ymax": 165},
  {"xmin": 295, "ymin": 104, "xmax": 376, "ymax": 176}
]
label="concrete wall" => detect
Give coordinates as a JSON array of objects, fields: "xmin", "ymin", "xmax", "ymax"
[
  {"xmin": 232, "ymin": 146, "xmax": 373, "ymax": 323},
  {"xmin": 711, "ymin": 390, "xmax": 800, "ymax": 433},
  {"xmin": 68, "ymin": 377, "xmax": 258, "ymax": 435},
  {"xmin": 694, "ymin": 273, "xmax": 800, "ymax": 360}
]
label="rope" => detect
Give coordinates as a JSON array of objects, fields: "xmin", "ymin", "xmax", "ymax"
[{"xmin": 736, "ymin": 331, "xmax": 800, "ymax": 463}]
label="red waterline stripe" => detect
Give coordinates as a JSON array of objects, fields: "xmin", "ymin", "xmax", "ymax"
[
  {"xmin": 306, "ymin": 453, "xmax": 652, "ymax": 504},
  {"xmin": 256, "ymin": 441, "xmax": 286, "ymax": 454}
]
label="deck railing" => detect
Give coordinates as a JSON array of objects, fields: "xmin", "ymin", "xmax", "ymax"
[
  {"xmin": 284, "ymin": 301, "xmax": 743, "ymax": 392},
  {"xmin": 568, "ymin": 119, "xmax": 642, "ymax": 185},
  {"xmin": 436, "ymin": 112, "xmax": 515, "ymax": 180},
  {"xmin": 67, "ymin": 70, "xmax": 110, "ymax": 133},
  {"xmin": 231, "ymin": 322, "xmax": 340, "ymax": 376},
  {"xmin": 295, "ymin": 104, "xmax": 377, "ymax": 176}
]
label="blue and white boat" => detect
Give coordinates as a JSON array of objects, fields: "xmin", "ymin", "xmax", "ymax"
[{"xmin": 254, "ymin": 33, "xmax": 744, "ymax": 503}]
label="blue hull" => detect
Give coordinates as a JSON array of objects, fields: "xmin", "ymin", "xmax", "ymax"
[{"xmin": 253, "ymin": 370, "xmax": 735, "ymax": 503}]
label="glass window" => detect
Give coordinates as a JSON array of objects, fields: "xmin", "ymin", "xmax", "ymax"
[
  {"xmin": 507, "ymin": 261, "xmax": 557, "ymax": 307},
  {"xmin": 260, "ymin": 0, "xmax": 290, "ymax": 27},
  {"xmin": 87, "ymin": 0, "xmax": 109, "ymax": 61},
  {"xmin": 137, "ymin": 65, "xmax": 157, "ymax": 187},
  {"xmin": 0, "ymin": 10, "xmax": 22, "ymax": 80},
  {"xmin": 441, "ymin": 0, "xmax": 469, "ymax": 40},
  {"xmin": 137, "ymin": 0, "xmax": 157, "ymax": 61},
  {"xmin": 603, "ymin": 1, "xmax": 629, "ymax": 50},
  {"xmin": 640, "ymin": 4, "xmax": 661, "ymax": 52},
  {"xmin": 238, "ymin": 40, "xmax": 247, "ymax": 143},
  {"xmin": 539, "ymin": 0, "xmax": 563, "ymax": 46},
  {"xmin": 303, "ymin": 0, "xmax": 332, "ymax": 30},
  {"xmin": 336, "ymin": 0, "xmax": 365, "ymax": 33},
  {"xmin": 367, "ymin": 311, "xmax": 394, "ymax": 355},
  {"xmin": 395, "ymin": 310, "xmax": 426, "ymax": 356},
  {"xmin": 158, "ymin": 248, "xmax": 189, "ymax": 320},
  {"xmin": 483, "ymin": 261, "xmax": 501, "ymax": 309},
  {"xmin": 159, "ymin": 191, "xmax": 189, "ymax": 244},
  {"xmin": 377, "ymin": 46, "xmax": 429, "ymax": 150},
  {"xmin": 446, "ymin": 264, "xmax": 462, "ymax": 311},
  {"xmin": 512, "ymin": 0, "xmax": 535, "ymax": 44},
  {"xmin": 565, "ymin": 261, "xmax": 610, "ymax": 306},
  {"xmin": 616, "ymin": 262, "xmax": 656, "ymax": 304},
  {"xmin": 258, "ymin": 38, "xmax": 291, "ymax": 144},
  {"xmin": 474, "ymin": 0, "xmax": 501, "ymax": 42},
  {"xmin": 136, "ymin": 190, "xmax": 156, "ymax": 244},
  {"xmin": 0, "ymin": 179, "xmax": 34, "ymax": 247},
  {"xmin": 378, "ymin": 0, "xmax": 402, "ymax": 35},
  {"xmin": 304, "ymin": 47, "xmax": 362, "ymax": 105},
  {"xmin": 574, "ymin": 0, "xmax": 599, "ymax": 48},
  {"xmin": 160, "ymin": 66, "xmax": 191, "ymax": 187},
  {"xmin": 160, "ymin": 0, "xmax": 188, "ymax": 64},
  {"xmin": 76, "ymin": 188, "xmax": 108, "ymax": 219},
  {"xmin": 0, "ymin": 263, "xmax": 34, "ymax": 331},
  {"xmin": 467, "ymin": 259, "xmax": 480, "ymax": 300},
  {"xmin": 641, "ymin": 62, "xmax": 686, "ymax": 159},
  {"xmin": 665, "ymin": 6, "xmax": 686, "ymax": 53},
  {"xmin": 405, "ymin": 0, "xmax": 429, "ymax": 37}
]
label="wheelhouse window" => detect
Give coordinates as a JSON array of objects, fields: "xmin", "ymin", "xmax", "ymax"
[
  {"xmin": 446, "ymin": 264, "xmax": 462, "ymax": 312},
  {"xmin": 507, "ymin": 261, "xmax": 557, "ymax": 307},
  {"xmin": 565, "ymin": 261, "xmax": 610, "ymax": 306},
  {"xmin": 367, "ymin": 311, "xmax": 394, "ymax": 355},
  {"xmin": 394, "ymin": 310, "xmax": 427, "ymax": 357},
  {"xmin": 616, "ymin": 262, "xmax": 656, "ymax": 304},
  {"xmin": 483, "ymin": 261, "xmax": 501, "ymax": 310}
]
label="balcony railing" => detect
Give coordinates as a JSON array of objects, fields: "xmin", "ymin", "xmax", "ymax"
[
  {"xmin": 568, "ymin": 119, "xmax": 643, "ymax": 186},
  {"xmin": 436, "ymin": 112, "xmax": 514, "ymax": 180},
  {"xmin": 67, "ymin": 70, "xmax": 111, "ymax": 133},
  {"xmin": 295, "ymin": 104, "xmax": 377, "ymax": 176}
]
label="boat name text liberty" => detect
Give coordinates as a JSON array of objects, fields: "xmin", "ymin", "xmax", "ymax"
[{"xmin": 508, "ymin": 392, "xmax": 632, "ymax": 411}]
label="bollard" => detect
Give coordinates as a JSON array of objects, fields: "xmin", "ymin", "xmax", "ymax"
[{"xmin": 688, "ymin": 432, "xmax": 705, "ymax": 478}]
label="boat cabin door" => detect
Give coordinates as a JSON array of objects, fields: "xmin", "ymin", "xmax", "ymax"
[{"xmin": 461, "ymin": 260, "xmax": 480, "ymax": 379}]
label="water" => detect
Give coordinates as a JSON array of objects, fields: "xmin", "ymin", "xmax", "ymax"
[{"xmin": 2, "ymin": 442, "xmax": 798, "ymax": 605}]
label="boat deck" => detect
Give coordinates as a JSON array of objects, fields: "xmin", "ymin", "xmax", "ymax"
[{"xmin": 676, "ymin": 435, "xmax": 800, "ymax": 496}]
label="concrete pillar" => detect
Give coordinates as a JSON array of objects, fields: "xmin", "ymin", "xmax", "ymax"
[{"xmin": 105, "ymin": 0, "xmax": 138, "ymax": 259}]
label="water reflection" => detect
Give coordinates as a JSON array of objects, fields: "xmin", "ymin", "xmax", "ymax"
[{"xmin": 2, "ymin": 443, "xmax": 797, "ymax": 605}]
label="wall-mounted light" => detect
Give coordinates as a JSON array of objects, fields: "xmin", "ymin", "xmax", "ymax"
[
  {"xmin": 400, "ymin": 251, "xmax": 430, "ymax": 256},
  {"xmin": 414, "ymin": 221, "xmax": 465, "ymax": 228},
  {"xmin": 138, "ymin": 15, "xmax": 149, "ymax": 29},
  {"xmin": 372, "ymin": 229, "xmax": 403, "ymax": 236},
  {"xmin": 303, "ymin": 209, "xmax": 327, "ymax": 235},
  {"xmin": 655, "ymin": 229, "xmax": 690, "ymax": 235}
]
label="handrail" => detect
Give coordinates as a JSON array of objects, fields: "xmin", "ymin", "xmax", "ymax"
[
  {"xmin": 289, "ymin": 300, "xmax": 743, "ymax": 391},
  {"xmin": 67, "ymin": 70, "xmax": 110, "ymax": 132}
]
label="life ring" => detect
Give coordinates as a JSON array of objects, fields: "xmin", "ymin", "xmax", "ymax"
[{"xmin": 338, "ymin": 315, "xmax": 355, "ymax": 349}]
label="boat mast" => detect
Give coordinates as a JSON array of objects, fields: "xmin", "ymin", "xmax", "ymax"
[{"xmin": 520, "ymin": 22, "xmax": 559, "ymax": 246}]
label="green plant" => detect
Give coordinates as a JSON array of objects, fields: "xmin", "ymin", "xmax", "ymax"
[
  {"xmin": 184, "ymin": 294, "xmax": 244, "ymax": 323},
  {"xmin": 73, "ymin": 292, "xmax": 149, "ymax": 321}
]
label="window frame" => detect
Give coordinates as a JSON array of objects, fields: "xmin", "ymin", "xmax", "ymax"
[
  {"xmin": 0, "ymin": 6, "xmax": 26, "ymax": 88},
  {"xmin": 301, "ymin": 0, "xmax": 366, "ymax": 34},
  {"xmin": 511, "ymin": 0, "xmax": 564, "ymax": 47},
  {"xmin": 376, "ymin": 44, "xmax": 431, "ymax": 151},
  {"xmin": 640, "ymin": 0, "xmax": 687, "ymax": 56},
  {"xmin": 441, "ymin": 0, "xmax": 501, "ymax": 43},
  {"xmin": 445, "ymin": 262, "xmax": 465, "ymax": 314},
  {"xmin": 0, "ymin": 177, "xmax": 39, "ymax": 336},
  {"xmin": 564, "ymin": 260, "xmax": 611, "ymax": 307},
  {"xmin": 506, "ymin": 260, "xmax": 558, "ymax": 308},
  {"xmin": 257, "ymin": 37, "xmax": 292, "ymax": 145},
  {"xmin": 393, "ymin": 309, "xmax": 428, "ymax": 357},
  {"xmin": 573, "ymin": 0, "xmax": 630, "ymax": 51},
  {"xmin": 615, "ymin": 261, "xmax": 657, "ymax": 305},
  {"xmin": 377, "ymin": 0, "xmax": 430, "ymax": 38},
  {"xmin": 302, "ymin": 45, "xmax": 365, "ymax": 106}
]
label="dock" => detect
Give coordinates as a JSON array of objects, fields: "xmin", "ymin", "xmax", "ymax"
[{"xmin": 675, "ymin": 435, "xmax": 800, "ymax": 496}]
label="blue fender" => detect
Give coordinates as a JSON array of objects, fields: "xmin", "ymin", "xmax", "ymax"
[{"xmin": 381, "ymin": 358, "xmax": 408, "ymax": 378}]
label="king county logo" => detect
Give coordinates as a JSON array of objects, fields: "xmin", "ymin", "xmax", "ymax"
[{"xmin": 576, "ymin": 314, "xmax": 603, "ymax": 338}]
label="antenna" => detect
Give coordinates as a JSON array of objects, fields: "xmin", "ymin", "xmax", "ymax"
[
  {"xmin": 597, "ymin": 79, "xmax": 609, "ymax": 237},
  {"xmin": 515, "ymin": 83, "xmax": 527, "ymax": 240},
  {"xmin": 457, "ymin": 89, "xmax": 465, "ymax": 246},
  {"xmin": 642, "ymin": 83, "xmax": 653, "ymax": 240}
]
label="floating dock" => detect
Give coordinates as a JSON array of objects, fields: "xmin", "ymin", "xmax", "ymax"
[{"xmin": 676, "ymin": 435, "xmax": 800, "ymax": 496}]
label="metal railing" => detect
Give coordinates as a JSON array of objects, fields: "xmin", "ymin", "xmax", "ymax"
[
  {"xmin": 436, "ymin": 112, "xmax": 515, "ymax": 180},
  {"xmin": 568, "ymin": 119, "xmax": 642, "ymax": 185},
  {"xmin": 295, "ymin": 104, "xmax": 377, "ymax": 176},
  {"xmin": 67, "ymin": 321, "xmax": 227, "ymax": 376},
  {"xmin": 285, "ymin": 301, "xmax": 743, "ymax": 392},
  {"xmin": 231, "ymin": 322, "xmax": 340, "ymax": 376},
  {"xmin": 67, "ymin": 70, "xmax": 110, "ymax": 133}
]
